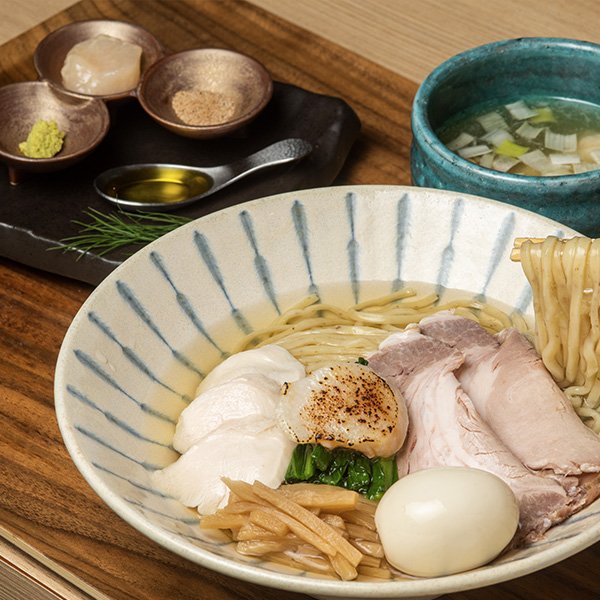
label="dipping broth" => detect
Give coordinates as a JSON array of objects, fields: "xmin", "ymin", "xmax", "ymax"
[{"xmin": 437, "ymin": 97, "xmax": 600, "ymax": 176}]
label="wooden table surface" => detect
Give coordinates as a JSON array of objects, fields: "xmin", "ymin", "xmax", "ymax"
[{"xmin": 1, "ymin": 1, "xmax": 599, "ymax": 599}]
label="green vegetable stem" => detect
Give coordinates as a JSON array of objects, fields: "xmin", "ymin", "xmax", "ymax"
[
  {"xmin": 367, "ymin": 456, "xmax": 399, "ymax": 500},
  {"xmin": 284, "ymin": 443, "xmax": 398, "ymax": 500}
]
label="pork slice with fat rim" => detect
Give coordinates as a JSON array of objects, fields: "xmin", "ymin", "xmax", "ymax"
[
  {"xmin": 368, "ymin": 329, "xmax": 574, "ymax": 543},
  {"xmin": 419, "ymin": 312, "xmax": 600, "ymax": 508}
]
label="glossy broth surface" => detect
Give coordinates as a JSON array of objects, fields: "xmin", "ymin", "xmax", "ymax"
[{"xmin": 437, "ymin": 96, "xmax": 600, "ymax": 176}]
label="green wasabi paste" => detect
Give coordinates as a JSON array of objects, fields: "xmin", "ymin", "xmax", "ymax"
[{"xmin": 19, "ymin": 120, "xmax": 65, "ymax": 158}]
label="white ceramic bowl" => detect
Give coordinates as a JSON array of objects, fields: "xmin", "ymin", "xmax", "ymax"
[{"xmin": 55, "ymin": 185, "xmax": 600, "ymax": 599}]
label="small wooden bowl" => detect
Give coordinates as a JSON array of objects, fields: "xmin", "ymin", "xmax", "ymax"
[
  {"xmin": 0, "ymin": 81, "xmax": 110, "ymax": 184},
  {"xmin": 34, "ymin": 19, "xmax": 163, "ymax": 102},
  {"xmin": 137, "ymin": 48, "xmax": 273, "ymax": 139}
]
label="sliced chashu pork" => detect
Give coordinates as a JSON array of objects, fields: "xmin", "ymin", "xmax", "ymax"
[
  {"xmin": 419, "ymin": 312, "xmax": 600, "ymax": 508},
  {"xmin": 368, "ymin": 329, "xmax": 574, "ymax": 543}
]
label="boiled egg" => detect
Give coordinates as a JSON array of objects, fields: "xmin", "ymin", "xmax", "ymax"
[{"xmin": 375, "ymin": 467, "xmax": 519, "ymax": 577}]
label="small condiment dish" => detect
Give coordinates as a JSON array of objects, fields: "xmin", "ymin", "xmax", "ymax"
[
  {"xmin": 34, "ymin": 19, "xmax": 163, "ymax": 102},
  {"xmin": 0, "ymin": 80, "xmax": 110, "ymax": 185},
  {"xmin": 411, "ymin": 37, "xmax": 600, "ymax": 236},
  {"xmin": 137, "ymin": 48, "xmax": 273, "ymax": 139}
]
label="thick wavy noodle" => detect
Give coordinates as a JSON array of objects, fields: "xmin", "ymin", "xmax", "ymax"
[
  {"xmin": 520, "ymin": 236, "xmax": 600, "ymax": 434},
  {"xmin": 234, "ymin": 287, "xmax": 528, "ymax": 373}
]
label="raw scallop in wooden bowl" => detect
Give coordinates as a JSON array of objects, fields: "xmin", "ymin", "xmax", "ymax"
[
  {"xmin": 34, "ymin": 19, "xmax": 163, "ymax": 102},
  {"xmin": 54, "ymin": 185, "xmax": 600, "ymax": 599}
]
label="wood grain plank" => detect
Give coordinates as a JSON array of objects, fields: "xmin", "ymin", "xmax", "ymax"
[
  {"xmin": 0, "ymin": 1, "xmax": 599, "ymax": 600},
  {"xmin": 6, "ymin": 0, "xmax": 600, "ymax": 85},
  {"xmin": 0, "ymin": 0, "xmax": 77, "ymax": 46},
  {"xmin": 0, "ymin": 532, "xmax": 103, "ymax": 600},
  {"xmin": 248, "ymin": 0, "xmax": 600, "ymax": 83}
]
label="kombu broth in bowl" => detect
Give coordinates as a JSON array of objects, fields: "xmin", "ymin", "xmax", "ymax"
[{"xmin": 410, "ymin": 37, "xmax": 600, "ymax": 236}]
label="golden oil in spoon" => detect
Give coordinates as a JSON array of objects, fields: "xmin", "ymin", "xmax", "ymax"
[
  {"xmin": 94, "ymin": 139, "xmax": 313, "ymax": 211},
  {"xmin": 109, "ymin": 165, "xmax": 213, "ymax": 204}
]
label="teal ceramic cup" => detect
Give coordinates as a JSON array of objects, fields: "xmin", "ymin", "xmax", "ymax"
[{"xmin": 411, "ymin": 38, "xmax": 600, "ymax": 236}]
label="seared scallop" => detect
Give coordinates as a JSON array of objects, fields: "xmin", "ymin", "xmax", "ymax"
[{"xmin": 277, "ymin": 362, "xmax": 408, "ymax": 458}]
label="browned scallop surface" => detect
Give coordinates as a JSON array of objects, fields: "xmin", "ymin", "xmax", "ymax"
[{"xmin": 278, "ymin": 363, "xmax": 407, "ymax": 458}]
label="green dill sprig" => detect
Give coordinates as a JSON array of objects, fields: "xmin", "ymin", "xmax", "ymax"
[{"xmin": 56, "ymin": 208, "xmax": 191, "ymax": 258}]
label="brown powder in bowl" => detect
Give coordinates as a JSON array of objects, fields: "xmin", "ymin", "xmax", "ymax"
[{"xmin": 171, "ymin": 88, "xmax": 241, "ymax": 126}]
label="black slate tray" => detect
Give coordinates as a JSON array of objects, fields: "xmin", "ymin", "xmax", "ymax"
[{"xmin": 0, "ymin": 82, "xmax": 360, "ymax": 285}]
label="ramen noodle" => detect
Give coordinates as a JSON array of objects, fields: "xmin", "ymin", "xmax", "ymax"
[
  {"xmin": 519, "ymin": 236, "xmax": 600, "ymax": 433},
  {"xmin": 234, "ymin": 287, "xmax": 528, "ymax": 373}
]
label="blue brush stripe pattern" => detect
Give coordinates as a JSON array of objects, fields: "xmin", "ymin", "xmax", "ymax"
[
  {"xmin": 74, "ymin": 349, "xmax": 175, "ymax": 424},
  {"xmin": 67, "ymin": 385, "xmax": 173, "ymax": 448},
  {"xmin": 393, "ymin": 193, "xmax": 411, "ymax": 292},
  {"xmin": 193, "ymin": 230, "xmax": 252, "ymax": 334},
  {"xmin": 66, "ymin": 189, "xmax": 592, "ymax": 581},
  {"xmin": 125, "ymin": 497, "xmax": 200, "ymax": 524},
  {"xmin": 88, "ymin": 311, "xmax": 192, "ymax": 405},
  {"xmin": 436, "ymin": 198, "xmax": 464, "ymax": 294},
  {"xmin": 149, "ymin": 251, "xmax": 226, "ymax": 357},
  {"xmin": 116, "ymin": 280, "xmax": 204, "ymax": 377},
  {"xmin": 479, "ymin": 212, "xmax": 516, "ymax": 299},
  {"xmin": 240, "ymin": 210, "xmax": 281, "ymax": 314},
  {"xmin": 291, "ymin": 200, "xmax": 319, "ymax": 298},
  {"xmin": 515, "ymin": 284, "xmax": 534, "ymax": 316},
  {"xmin": 93, "ymin": 462, "xmax": 174, "ymax": 498},
  {"xmin": 345, "ymin": 192, "xmax": 360, "ymax": 303},
  {"xmin": 75, "ymin": 425, "xmax": 161, "ymax": 471}
]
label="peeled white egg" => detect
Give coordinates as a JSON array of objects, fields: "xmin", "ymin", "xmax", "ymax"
[{"xmin": 375, "ymin": 467, "xmax": 519, "ymax": 577}]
